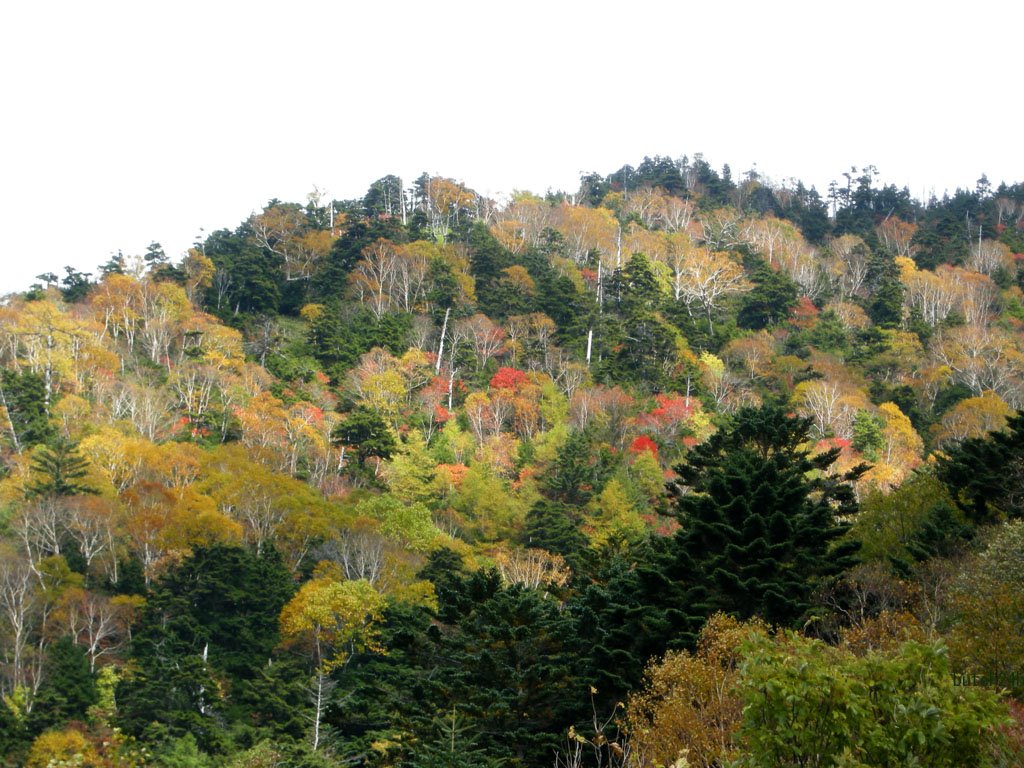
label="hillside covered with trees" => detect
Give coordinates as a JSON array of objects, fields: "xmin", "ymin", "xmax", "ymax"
[{"xmin": 3, "ymin": 155, "xmax": 1024, "ymax": 766}]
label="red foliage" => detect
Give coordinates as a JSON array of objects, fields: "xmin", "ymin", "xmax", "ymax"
[
  {"xmin": 436, "ymin": 463, "xmax": 469, "ymax": 489},
  {"xmin": 433, "ymin": 404, "xmax": 452, "ymax": 423},
  {"xmin": 650, "ymin": 393, "xmax": 694, "ymax": 424},
  {"xmin": 633, "ymin": 393, "xmax": 697, "ymax": 439},
  {"xmin": 490, "ymin": 366, "xmax": 529, "ymax": 392},
  {"xmin": 629, "ymin": 435, "xmax": 659, "ymax": 457},
  {"xmin": 815, "ymin": 437, "xmax": 852, "ymax": 455},
  {"xmin": 790, "ymin": 296, "xmax": 819, "ymax": 329},
  {"xmin": 641, "ymin": 513, "xmax": 680, "ymax": 537}
]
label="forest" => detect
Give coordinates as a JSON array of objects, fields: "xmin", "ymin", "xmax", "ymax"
[{"xmin": 2, "ymin": 154, "xmax": 1024, "ymax": 766}]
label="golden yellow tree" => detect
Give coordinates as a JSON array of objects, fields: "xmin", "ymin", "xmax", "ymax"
[
  {"xmin": 626, "ymin": 613, "xmax": 766, "ymax": 768},
  {"xmin": 279, "ymin": 577, "xmax": 386, "ymax": 751}
]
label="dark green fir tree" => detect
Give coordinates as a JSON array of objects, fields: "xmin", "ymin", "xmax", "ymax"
[{"xmin": 667, "ymin": 403, "xmax": 865, "ymax": 641}]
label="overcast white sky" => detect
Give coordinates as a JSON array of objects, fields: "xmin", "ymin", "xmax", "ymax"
[{"xmin": 1, "ymin": 1, "xmax": 1021, "ymax": 295}]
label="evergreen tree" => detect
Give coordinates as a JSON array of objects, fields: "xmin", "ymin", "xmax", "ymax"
[
  {"xmin": 541, "ymin": 429, "xmax": 616, "ymax": 506},
  {"xmin": 520, "ymin": 499, "xmax": 587, "ymax": 571},
  {"xmin": 0, "ymin": 369, "xmax": 55, "ymax": 451},
  {"xmin": 607, "ymin": 253, "xmax": 661, "ymax": 317},
  {"xmin": 26, "ymin": 637, "xmax": 98, "ymax": 735},
  {"xmin": 26, "ymin": 438, "xmax": 96, "ymax": 498},
  {"xmin": 571, "ymin": 544, "xmax": 684, "ymax": 697},
  {"xmin": 667, "ymin": 404, "xmax": 864, "ymax": 641},
  {"xmin": 116, "ymin": 546, "xmax": 293, "ymax": 748},
  {"xmin": 116, "ymin": 587, "xmax": 225, "ymax": 748},
  {"xmin": 737, "ymin": 260, "xmax": 799, "ymax": 329},
  {"xmin": 936, "ymin": 411, "xmax": 1024, "ymax": 523},
  {"xmin": 60, "ymin": 266, "xmax": 93, "ymax": 302},
  {"xmin": 421, "ymin": 570, "xmax": 586, "ymax": 767},
  {"xmin": 468, "ymin": 223, "xmax": 512, "ymax": 318},
  {"xmin": 332, "ymin": 406, "xmax": 398, "ymax": 469}
]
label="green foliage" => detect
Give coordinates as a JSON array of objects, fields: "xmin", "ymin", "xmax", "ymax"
[
  {"xmin": 446, "ymin": 462, "xmax": 529, "ymax": 542},
  {"xmin": 308, "ymin": 303, "xmax": 411, "ymax": 377},
  {"xmin": 608, "ymin": 253, "xmax": 663, "ymax": 317},
  {"xmin": 0, "ymin": 369, "xmax": 55, "ymax": 451},
  {"xmin": 735, "ymin": 634, "xmax": 1010, "ymax": 767},
  {"xmin": 203, "ymin": 228, "xmax": 282, "ymax": 316},
  {"xmin": 116, "ymin": 546, "xmax": 293, "ymax": 748},
  {"xmin": 541, "ymin": 428, "xmax": 617, "ymax": 507},
  {"xmin": 598, "ymin": 310, "xmax": 686, "ymax": 392},
  {"xmin": 468, "ymin": 223, "xmax": 514, "ymax": 318},
  {"xmin": 406, "ymin": 708, "xmax": 508, "ymax": 768},
  {"xmin": 384, "ymin": 429, "xmax": 437, "ymax": 505},
  {"xmin": 355, "ymin": 494, "xmax": 442, "ymax": 552},
  {"xmin": 667, "ymin": 403, "xmax": 864, "ymax": 637},
  {"xmin": 332, "ymin": 406, "xmax": 398, "ymax": 468},
  {"xmin": 571, "ymin": 544, "xmax": 684, "ymax": 697},
  {"xmin": 853, "ymin": 472, "xmax": 972, "ymax": 569},
  {"xmin": 937, "ymin": 411, "xmax": 1024, "ymax": 523},
  {"xmin": 26, "ymin": 437, "xmax": 96, "ymax": 498},
  {"xmin": 521, "ymin": 499, "xmax": 587, "ymax": 571},
  {"xmin": 26, "ymin": 637, "xmax": 97, "ymax": 736},
  {"xmin": 421, "ymin": 570, "xmax": 587, "ymax": 767},
  {"xmin": 805, "ymin": 308, "xmax": 850, "ymax": 353},
  {"xmin": 151, "ymin": 733, "xmax": 213, "ymax": 768},
  {"xmin": 851, "ymin": 410, "xmax": 884, "ymax": 461},
  {"xmin": 736, "ymin": 260, "xmax": 798, "ymax": 329}
]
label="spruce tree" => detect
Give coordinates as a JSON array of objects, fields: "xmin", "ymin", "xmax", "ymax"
[
  {"xmin": 26, "ymin": 437, "xmax": 96, "ymax": 498},
  {"xmin": 667, "ymin": 403, "xmax": 864, "ymax": 640},
  {"xmin": 936, "ymin": 411, "xmax": 1024, "ymax": 523}
]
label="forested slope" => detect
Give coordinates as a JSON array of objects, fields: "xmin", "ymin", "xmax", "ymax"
[{"xmin": 3, "ymin": 156, "xmax": 1024, "ymax": 766}]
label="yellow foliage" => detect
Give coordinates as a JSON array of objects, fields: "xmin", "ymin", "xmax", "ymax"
[
  {"xmin": 584, "ymin": 478, "xmax": 644, "ymax": 550},
  {"xmin": 626, "ymin": 614, "xmax": 767, "ymax": 768},
  {"xmin": 300, "ymin": 303, "xmax": 326, "ymax": 323},
  {"xmin": 26, "ymin": 727, "xmax": 101, "ymax": 768},
  {"xmin": 279, "ymin": 577, "xmax": 387, "ymax": 671}
]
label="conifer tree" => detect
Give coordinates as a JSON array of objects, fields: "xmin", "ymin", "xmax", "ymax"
[
  {"xmin": 667, "ymin": 403, "xmax": 864, "ymax": 640},
  {"xmin": 26, "ymin": 438, "xmax": 96, "ymax": 498},
  {"xmin": 937, "ymin": 411, "xmax": 1024, "ymax": 523}
]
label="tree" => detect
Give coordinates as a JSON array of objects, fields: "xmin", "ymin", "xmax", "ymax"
[
  {"xmin": 279, "ymin": 577, "xmax": 386, "ymax": 751},
  {"xmin": 541, "ymin": 428, "xmax": 617, "ymax": 507},
  {"xmin": 932, "ymin": 390, "xmax": 1012, "ymax": 447},
  {"xmin": 667, "ymin": 404, "xmax": 865, "ymax": 639},
  {"xmin": 736, "ymin": 260, "xmax": 798, "ymax": 329},
  {"xmin": 0, "ymin": 370, "xmax": 55, "ymax": 453},
  {"xmin": 420, "ymin": 569, "xmax": 587, "ymax": 767},
  {"xmin": 626, "ymin": 613, "xmax": 766, "ymax": 768},
  {"xmin": 937, "ymin": 411, "xmax": 1024, "ymax": 523},
  {"xmin": 116, "ymin": 546, "xmax": 293, "ymax": 748},
  {"xmin": 672, "ymin": 247, "xmax": 749, "ymax": 332},
  {"xmin": 332, "ymin": 406, "xmax": 398, "ymax": 472},
  {"xmin": 26, "ymin": 438, "xmax": 96, "ymax": 499},
  {"xmin": 249, "ymin": 203, "xmax": 333, "ymax": 282},
  {"xmin": 25, "ymin": 636, "xmax": 97, "ymax": 735}
]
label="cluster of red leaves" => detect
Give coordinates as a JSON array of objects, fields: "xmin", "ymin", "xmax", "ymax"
[
  {"xmin": 629, "ymin": 435, "xmax": 659, "ymax": 457},
  {"xmin": 490, "ymin": 366, "xmax": 529, "ymax": 392}
]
